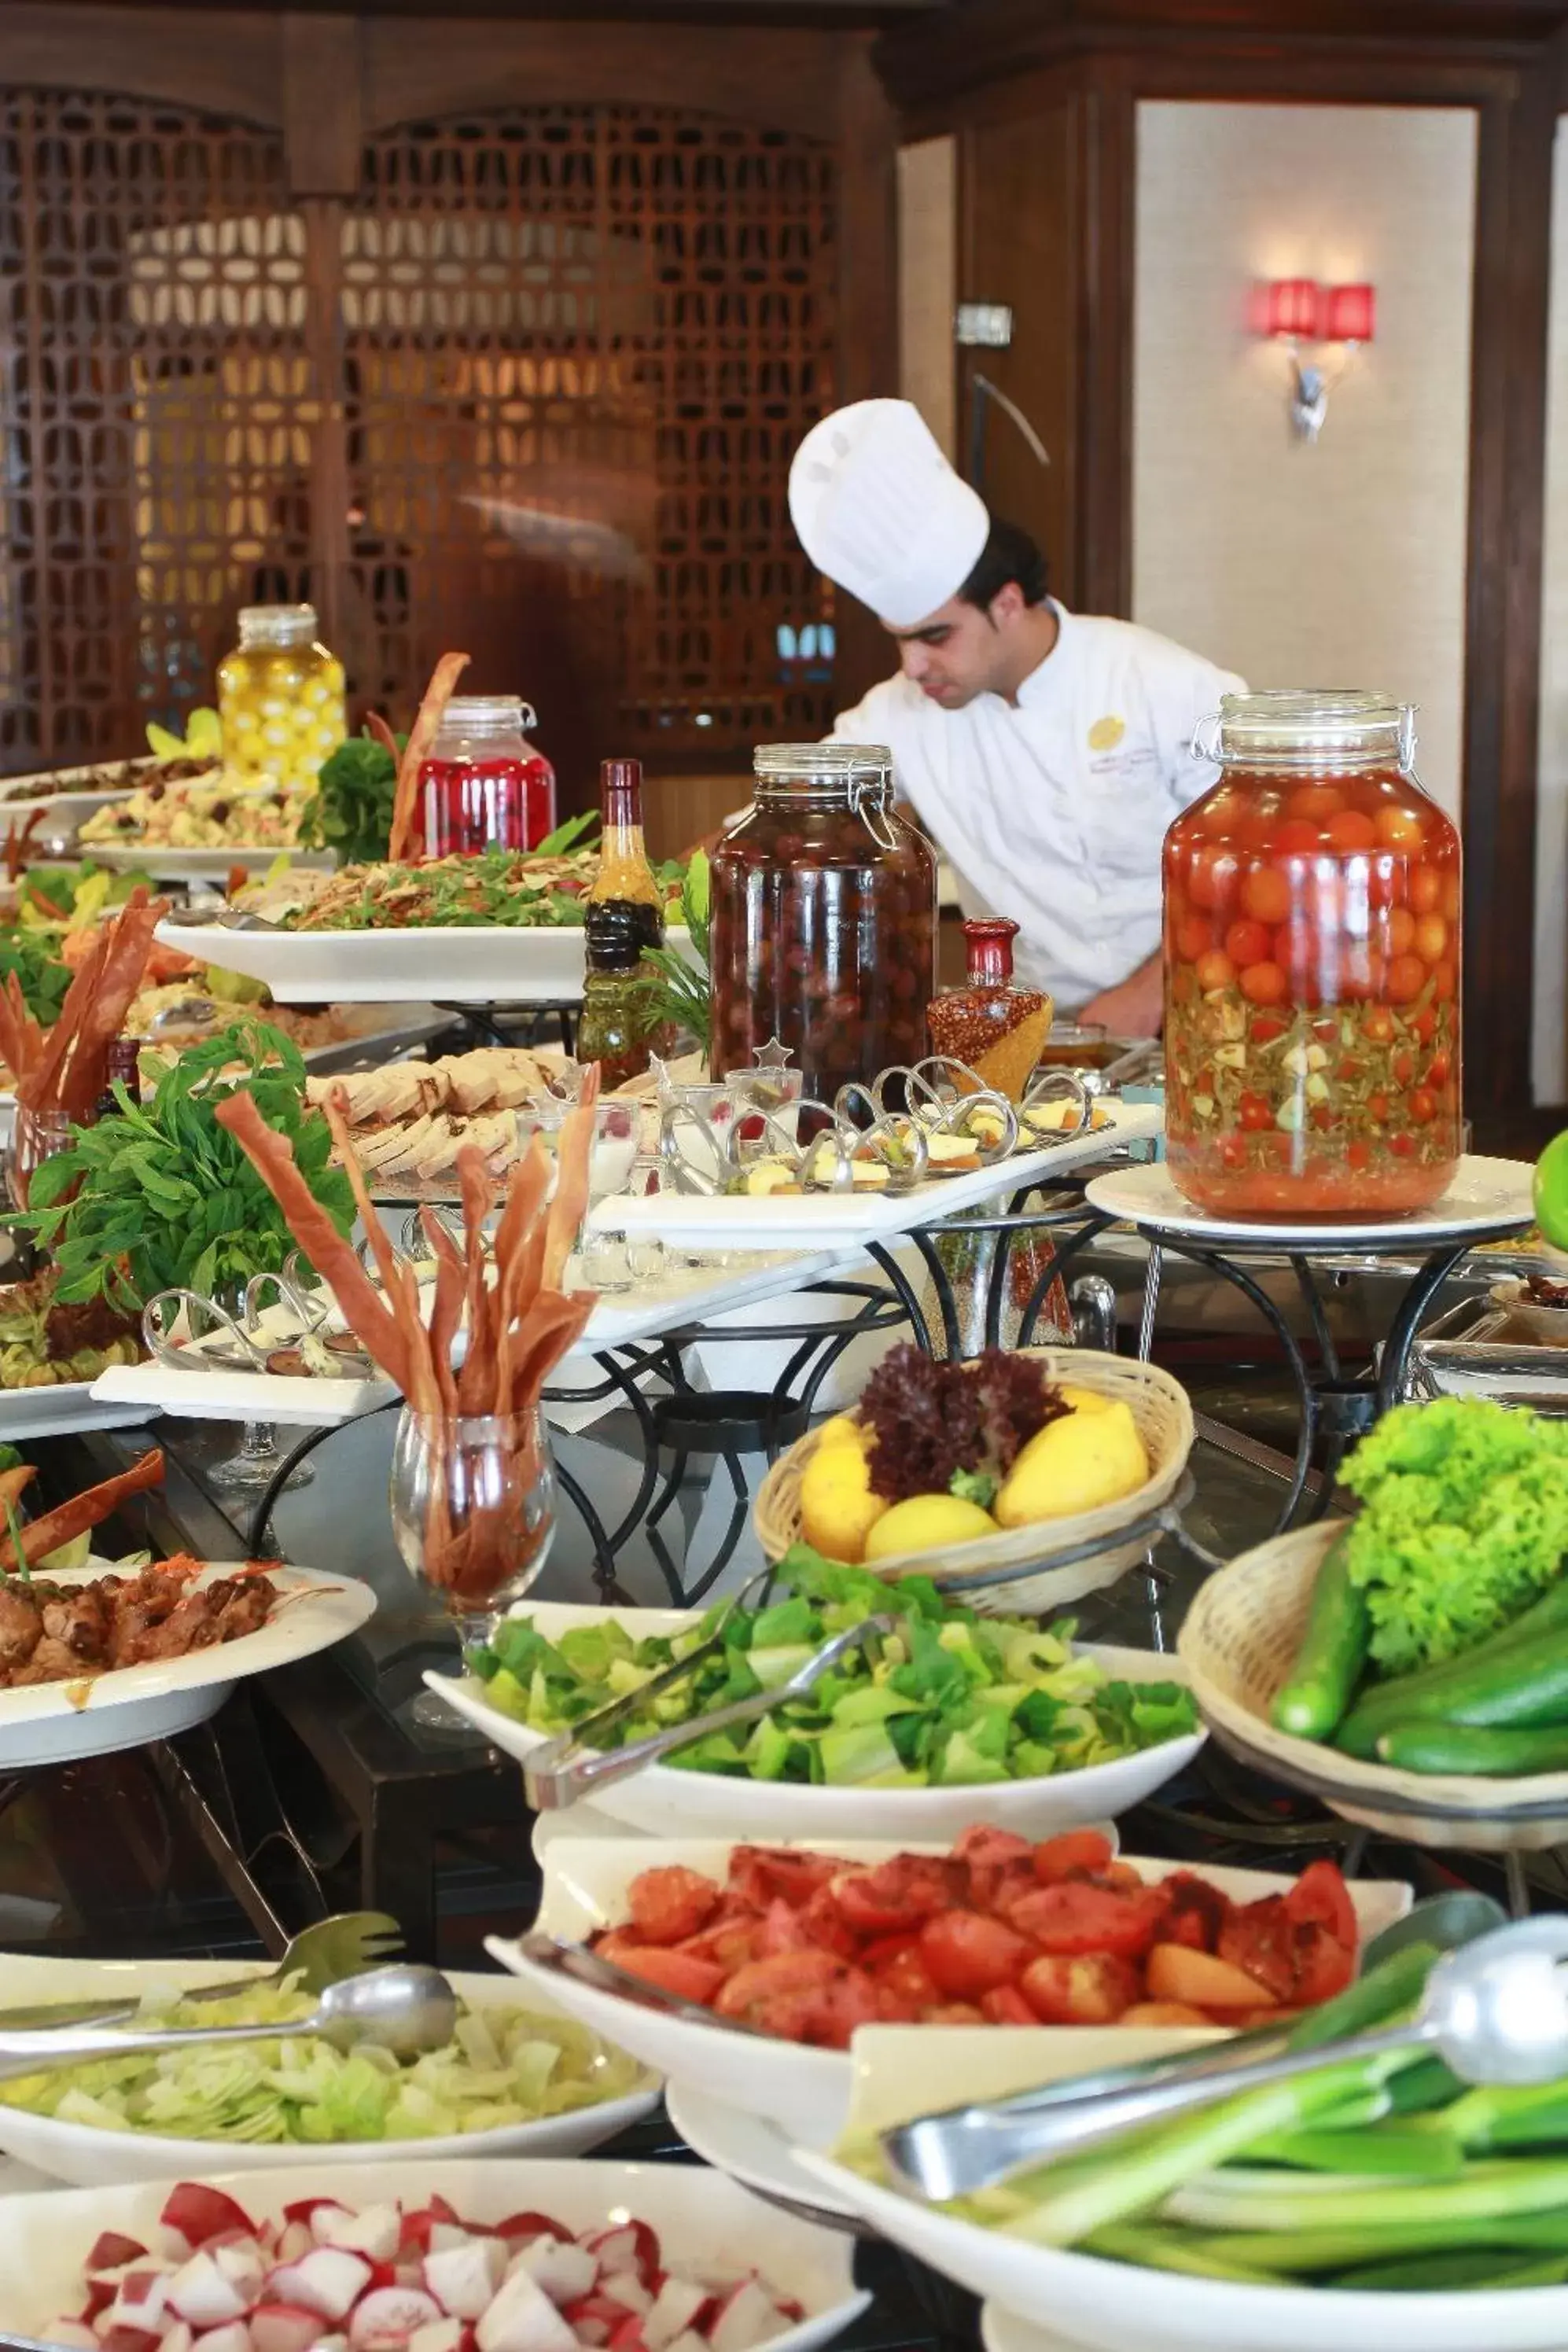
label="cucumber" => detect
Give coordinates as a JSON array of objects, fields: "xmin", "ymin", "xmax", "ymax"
[
  {"xmin": 1334, "ymin": 1578, "xmax": 1568, "ymax": 1757},
  {"xmin": 1271, "ymin": 1534, "xmax": 1368, "ymax": 1739},
  {"xmin": 1376, "ymin": 1719, "xmax": 1568, "ymax": 1776}
]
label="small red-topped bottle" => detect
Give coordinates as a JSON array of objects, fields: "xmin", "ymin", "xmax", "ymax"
[{"xmin": 928, "ymin": 918, "xmax": 1055, "ymax": 1100}]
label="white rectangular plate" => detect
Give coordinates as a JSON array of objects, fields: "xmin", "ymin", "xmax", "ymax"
[
  {"xmin": 94, "ymin": 844, "xmax": 337, "ymax": 880},
  {"xmin": 155, "ymin": 917, "xmax": 695, "ymax": 1003},
  {"xmin": 590, "ymin": 1099, "xmax": 1163, "ymax": 1247},
  {"xmin": 0, "ymin": 1382, "xmax": 156, "ymax": 1441}
]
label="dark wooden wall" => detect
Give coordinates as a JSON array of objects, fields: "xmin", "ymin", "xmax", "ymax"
[
  {"xmin": 0, "ymin": 6, "xmax": 900, "ymax": 801},
  {"xmin": 874, "ymin": 0, "xmax": 1568, "ymax": 1117}
]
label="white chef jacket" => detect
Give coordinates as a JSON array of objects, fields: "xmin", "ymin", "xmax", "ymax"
[{"xmin": 830, "ymin": 602, "xmax": 1246, "ymax": 1009}]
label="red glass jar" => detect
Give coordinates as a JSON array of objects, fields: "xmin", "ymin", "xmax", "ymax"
[
  {"xmin": 417, "ymin": 697, "xmax": 556, "ymax": 857},
  {"xmin": 710, "ymin": 743, "xmax": 937, "ymax": 1103},
  {"xmin": 1164, "ymin": 690, "xmax": 1461, "ymax": 1217}
]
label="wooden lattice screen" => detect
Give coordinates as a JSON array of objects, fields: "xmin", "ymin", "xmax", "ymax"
[{"xmin": 1, "ymin": 89, "xmax": 840, "ymax": 779}]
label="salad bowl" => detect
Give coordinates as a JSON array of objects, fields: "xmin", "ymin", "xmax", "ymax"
[
  {"xmin": 0, "ymin": 1956, "xmax": 659, "ymax": 2186},
  {"xmin": 488, "ymin": 1836, "xmax": 1410, "ymax": 2149},
  {"xmin": 0, "ymin": 2155, "xmax": 869, "ymax": 2352},
  {"xmin": 427, "ymin": 1600, "xmax": 1206, "ymax": 1842}
]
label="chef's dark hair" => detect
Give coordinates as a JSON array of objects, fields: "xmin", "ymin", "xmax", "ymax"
[{"xmin": 958, "ymin": 519, "xmax": 1049, "ymax": 613}]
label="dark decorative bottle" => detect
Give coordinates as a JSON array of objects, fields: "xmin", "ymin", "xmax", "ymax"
[{"xmin": 580, "ymin": 757, "xmax": 664, "ymax": 1087}]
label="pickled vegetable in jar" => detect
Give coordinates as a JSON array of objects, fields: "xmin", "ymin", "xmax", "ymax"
[
  {"xmin": 417, "ymin": 695, "xmax": 557, "ymax": 858},
  {"xmin": 928, "ymin": 918, "xmax": 1055, "ymax": 1101},
  {"xmin": 1163, "ymin": 690, "xmax": 1461, "ymax": 1217},
  {"xmin": 710, "ymin": 743, "xmax": 937, "ymax": 1106},
  {"xmin": 216, "ymin": 604, "xmax": 346, "ymax": 792}
]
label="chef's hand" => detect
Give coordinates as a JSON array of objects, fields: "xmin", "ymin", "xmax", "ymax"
[{"xmin": 1077, "ymin": 957, "xmax": 1164, "ymax": 1040}]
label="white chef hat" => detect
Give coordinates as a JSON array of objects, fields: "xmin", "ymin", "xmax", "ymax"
[{"xmin": 789, "ymin": 399, "xmax": 991, "ymax": 629}]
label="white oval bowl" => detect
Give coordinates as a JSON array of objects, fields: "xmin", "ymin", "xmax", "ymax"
[
  {"xmin": 0, "ymin": 1961, "xmax": 659, "ymax": 2187},
  {"xmin": 430, "ymin": 1601, "xmax": 1205, "ymax": 1842},
  {"xmin": 487, "ymin": 1834, "xmax": 1410, "ymax": 2150},
  {"xmin": 2, "ymin": 2154, "xmax": 869, "ymax": 2350}
]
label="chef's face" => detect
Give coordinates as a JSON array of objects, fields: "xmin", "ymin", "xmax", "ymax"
[{"xmin": 889, "ymin": 583, "xmax": 1025, "ymax": 708}]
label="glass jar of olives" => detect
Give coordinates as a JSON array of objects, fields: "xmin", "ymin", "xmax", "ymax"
[
  {"xmin": 1164, "ymin": 690, "xmax": 1461, "ymax": 1218},
  {"xmin": 216, "ymin": 604, "xmax": 346, "ymax": 793},
  {"xmin": 710, "ymin": 742, "xmax": 937, "ymax": 1103}
]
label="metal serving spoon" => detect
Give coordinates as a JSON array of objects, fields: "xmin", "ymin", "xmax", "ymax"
[
  {"xmin": 884, "ymin": 1908, "xmax": 1562, "ymax": 2202},
  {"xmin": 0, "ymin": 1963, "xmax": 456, "ymax": 2086}
]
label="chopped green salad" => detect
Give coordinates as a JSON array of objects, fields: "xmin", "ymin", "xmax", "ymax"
[
  {"xmin": 0, "ymin": 1983, "xmax": 648, "ymax": 2145},
  {"xmin": 469, "ymin": 1544, "xmax": 1198, "ymax": 1787}
]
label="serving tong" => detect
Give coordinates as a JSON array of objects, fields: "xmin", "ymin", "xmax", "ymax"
[{"xmin": 521, "ymin": 1568, "xmax": 900, "ymax": 1809}]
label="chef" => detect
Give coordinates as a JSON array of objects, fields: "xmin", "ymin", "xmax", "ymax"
[{"xmin": 790, "ymin": 399, "xmax": 1245, "ymax": 1037}]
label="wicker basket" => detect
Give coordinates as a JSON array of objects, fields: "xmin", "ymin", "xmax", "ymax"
[
  {"xmin": 1178, "ymin": 1522, "xmax": 1568, "ymax": 1852},
  {"xmin": 753, "ymin": 1349, "xmax": 1194, "ymax": 1615}
]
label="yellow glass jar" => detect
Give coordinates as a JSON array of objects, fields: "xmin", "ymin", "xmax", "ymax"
[{"xmin": 216, "ymin": 603, "xmax": 346, "ymax": 791}]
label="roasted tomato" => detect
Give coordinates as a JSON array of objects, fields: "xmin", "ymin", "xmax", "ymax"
[
  {"xmin": 919, "ymin": 1911, "xmax": 1035, "ymax": 2000},
  {"xmin": 626, "ymin": 1865, "xmax": 720, "ymax": 1945},
  {"xmin": 727, "ymin": 1846, "xmax": 841, "ymax": 1910},
  {"xmin": 1006, "ymin": 1879, "xmax": 1163, "ymax": 1960},
  {"xmin": 1021, "ymin": 1952, "xmax": 1139, "ymax": 2025},
  {"xmin": 1030, "ymin": 1831, "xmax": 1116, "ymax": 1884},
  {"xmin": 827, "ymin": 1856, "xmax": 959, "ymax": 1935},
  {"xmin": 1283, "ymin": 1858, "xmax": 1358, "ymax": 1952}
]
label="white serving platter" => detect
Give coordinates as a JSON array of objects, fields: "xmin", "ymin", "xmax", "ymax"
[
  {"xmin": 491, "ymin": 1838, "xmax": 1408, "ymax": 2151},
  {"xmin": 666, "ymin": 2081, "xmax": 864, "ymax": 2224},
  {"xmin": 0, "ymin": 1381, "xmax": 156, "ymax": 1441},
  {"xmin": 155, "ymin": 917, "xmax": 698, "ymax": 1004},
  {"xmin": 0, "ymin": 1956, "xmax": 658, "ymax": 2185},
  {"xmin": 94, "ymin": 843, "xmax": 337, "ymax": 881},
  {"xmin": 0, "ymin": 754, "xmax": 166, "ymax": 834},
  {"xmin": 1084, "ymin": 1151, "xmax": 1535, "ymax": 1248},
  {"xmin": 0, "ymin": 1558, "xmax": 375, "ymax": 1769},
  {"xmin": 0, "ymin": 2156, "xmax": 870, "ymax": 2351},
  {"xmin": 427, "ymin": 1599, "xmax": 1204, "ymax": 1842},
  {"xmin": 590, "ymin": 1099, "xmax": 1163, "ymax": 1250}
]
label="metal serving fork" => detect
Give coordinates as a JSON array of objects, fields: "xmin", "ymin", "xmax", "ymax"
[
  {"xmin": 0, "ymin": 1912, "xmax": 406, "ymax": 2033},
  {"xmin": 524, "ymin": 1603, "xmax": 900, "ymax": 1810}
]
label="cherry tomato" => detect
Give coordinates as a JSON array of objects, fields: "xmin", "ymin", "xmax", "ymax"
[
  {"xmin": 1250, "ymin": 1013, "xmax": 1286, "ymax": 1044},
  {"xmin": 979, "ymin": 1985, "xmax": 1036, "ymax": 2026},
  {"xmin": 1195, "ymin": 948, "xmax": 1236, "ymax": 994},
  {"xmin": 919, "ymin": 1912, "xmax": 1033, "ymax": 2000},
  {"xmin": 1376, "ymin": 805, "xmax": 1426, "ymax": 851},
  {"xmin": 1171, "ymin": 965, "xmax": 1198, "ymax": 1008},
  {"xmin": 1432, "ymin": 958, "xmax": 1457, "ymax": 1003},
  {"xmin": 1389, "ymin": 1131, "xmax": 1416, "ymax": 1158},
  {"xmin": 1440, "ymin": 870, "xmax": 1463, "ymax": 922},
  {"xmin": 1338, "ymin": 942, "xmax": 1383, "ymax": 999},
  {"xmin": 1286, "ymin": 782, "xmax": 1345, "ymax": 823},
  {"xmin": 1008, "ymin": 1881, "xmax": 1164, "ymax": 1960},
  {"xmin": 1408, "ymin": 866, "xmax": 1441, "ymax": 915},
  {"xmin": 1272, "ymin": 817, "xmax": 1327, "ymax": 858},
  {"xmin": 1392, "ymin": 1048, "xmax": 1415, "ymax": 1088},
  {"xmin": 1413, "ymin": 912, "xmax": 1448, "ymax": 965},
  {"xmin": 1030, "ymin": 1830, "xmax": 1116, "ymax": 1881},
  {"xmin": 1021, "ymin": 1952, "xmax": 1139, "ymax": 2026},
  {"xmin": 1346, "ymin": 1138, "xmax": 1371, "ymax": 1171},
  {"xmin": 1324, "ymin": 808, "xmax": 1377, "ymax": 853},
  {"xmin": 1239, "ymin": 959, "xmax": 1286, "ymax": 1007},
  {"xmin": 1426, "ymin": 1050, "xmax": 1451, "ymax": 1087},
  {"xmin": 628, "ymin": 1866, "xmax": 720, "ymax": 1945},
  {"xmin": 1411, "ymin": 1006, "xmax": 1437, "ymax": 1045},
  {"xmin": 1386, "ymin": 953, "xmax": 1426, "ymax": 1005},
  {"xmin": 1408, "ymin": 1087, "xmax": 1437, "ymax": 1126},
  {"xmin": 597, "ymin": 1938, "xmax": 725, "ymax": 2005},
  {"xmin": 1174, "ymin": 915, "xmax": 1211, "ymax": 963},
  {"xmin": 1381, "ymin": 906, "xmax": 1416, "ymax": 957},
  {"xmin": 1198, "ymin": 790, "xmax": 1242, "ymax": 836},
  {"xmin": 1238, "ymin": 1092, "xmax": 1274, "ymax": 1132},
  {"xmin": 1237, "ymin": 803, "xmax": 1283, "ymax": 850},
  {"xmin": 1187, "ymin": 845, "xmax": 1241, "ymax": 912},
  {"xmin": 1367, "ymin": 1090, "xmax": 1390, "ymax": 1123},
  {"xmin": 1240, "ymin": 865, "xmax": 1292, "ymax": 926},
  {"xmin": 1220, "ymin": 1135, "xmax": 1248, "ymax": 1171},
  {"xmin": 1363, "ymin": 1004, "xmax": 1395, "ymax": 1044},
  {"xmin": 1224, "ymin": 918, "xmax": 1271, "ymax": 969}
]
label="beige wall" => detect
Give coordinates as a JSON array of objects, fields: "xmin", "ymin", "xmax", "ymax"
[
  {"xmin": 897, "ymin": 136, "xmax": 957, "ymax": 458},
  {"xmin": 1535, "ymin": 124, "xmax": 1568, "ymax": 1102},
  {"xmin": 1132, "ymin": 102, "xmax": 1476, "ymax": 822}
]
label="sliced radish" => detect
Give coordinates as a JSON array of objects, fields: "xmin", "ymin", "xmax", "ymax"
[
  {"xmin": 162, "ymin": 2188, "xmax": 257, "ymax": 2254},
  {"xmin": 473, "ymin": 2268, "xmax": 577, "ymax": 2352},
  {"xmin": 664, "ymin": 2332, "xmax": 710, "ymax": 2352},
  {"xmin": 586, "ymin": 2225, "xmax": 659, "ymax": 2288},
  {"xmin": 274, "ymin": 2225, "xmax": 314, "ymax": 2268},
  {"xmin": 264, "ymin": 2249, "xmax": 373, "ymax": 2324},
  {"xmin": 321, "ymin": 2207, "xmax": 402, "ymax": 2266},
  {"xmin": 407, "ymin": 2324, "xmax": 465, "ymax": 2352},
  {"xmin": 166, "ymin": 2252, "xmax": 251, "ymax": 2332},
  {"xmin": 89, "ymin": 2237, "xmax": 150, "ymax": 2277},
  {"xmin": 161, "ymin": 2328, "xmax": 195, "ymax": 2352},
  {"xmin": 708, "ymin": 2282, "xmax": 784, "ymax": 2352},
  {"xmin": 605, "ymin": 2320, "xmax": 647, "ymax": 2352},
  {"xmin": 97, "ymin": 2330, "xmax": 163, "ymax": 2352},
  {"xmin": 40, "ymin": 2327, "xmax": 98, "ymax": 2350},
  {"xmin": 348, "ymin": 2287, "xmax": 444, "ymax": 2350},
  {"xmin": 643, "ymin": 2277, "xmax": 709, "ymax": 2352},
  {"xmin": 491, "ymin": 2216, "xmax": 567, "ymax": 2249},
  {"xmin": 249, "ymin": 2309, "xmax": 326, "ymax": 2352},
  {"xmin": 573, "ymin": 2324, "xmax": 610, "ymax": 2347},
  {"xmin": 422, "ymin": 2239, "xmax": 505, "ymax": 2322},
  {"xmin": 510, "ymin": 2240, "xmax": 596, "ymax": 2303},
  {"xmin": 109, "ymin": 2273, "xmax": 172, "ymax": 2332},
  {"xmin": 598, "ymin": 2274, "xmax": 653, "ymax": 2318},
  {"xmin": 186, "ymin": 2326, "xmax": 252, "ymax": 2352}
]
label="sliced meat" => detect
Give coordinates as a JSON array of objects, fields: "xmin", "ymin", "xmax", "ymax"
[
  {"xmin": 0, "ymin": 1586, "xmax": 40, "ymax": 1669},
  {"xmin": 39, "ymin": 1585, "xmax": 111, "ymax": 1665}
]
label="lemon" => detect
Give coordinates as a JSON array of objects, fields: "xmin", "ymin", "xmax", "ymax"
[
  {"xmin": 1058, "ymin": 1385, "xmax": 1111, "ymax": 1415},
  {"xmin": 801, "ymin": 1437, "xmax": 887, "ymax": 1563},
  {"xmin": 812, "ymin": 1415, "xmax": 868, "ymax": 1452},
  {"xmin": 863, "ymin": 1492, "xmax": 999, "ymax": 1562},
  {"xmin": 37, "ymin": 1529, "xmax": 91, "ymax": 1572},
  {"xmin": 996, "ymin": 1399, "xmax": 1149, "ymax": 1526}
]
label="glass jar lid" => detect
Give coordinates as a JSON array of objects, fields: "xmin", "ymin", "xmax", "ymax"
[
  {"xmin": 753, "ymin": 742, "xmax": 893, "ymax": 790},
  {"xmin": 237, "ymin": 603, "xmax": 319, "ymax": 649},
  {"xmin": 434, "ymin": 696, "xmax": 538, "ymax": 743},
  {"xmin": 1197, "ymin": 690, "xmax": 1415, "ymax": 771}
]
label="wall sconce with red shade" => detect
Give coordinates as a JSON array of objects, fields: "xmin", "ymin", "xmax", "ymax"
[{"xmin": 1257, "ymin": 278, "xmax": 1376, "ymax": 441}]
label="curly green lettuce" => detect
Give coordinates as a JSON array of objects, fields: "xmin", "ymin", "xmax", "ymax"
[{"xmin": 1341, "ymin": 1396, "xmax": 1568, "ymax": 1674}]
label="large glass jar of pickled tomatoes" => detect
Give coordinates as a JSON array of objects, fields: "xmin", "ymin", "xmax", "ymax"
[
  {"xmin": 710, "ymin": 743, "xmax": 937, "ymax": 1102},
  {"xmin": 1164, "ymin": 690, "xmax": 1461, "ymax": 1216}
]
